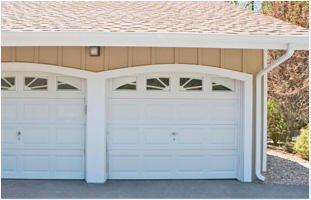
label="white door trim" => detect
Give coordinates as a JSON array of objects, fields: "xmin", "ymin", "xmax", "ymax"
[{"xmin": 2, "ymin": 62, "xmax": 253, "ymax": 182}]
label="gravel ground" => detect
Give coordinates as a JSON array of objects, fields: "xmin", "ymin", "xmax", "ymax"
[{"xmin": 264, "ymin": 148, "xmax": 309, "ymax": 185}]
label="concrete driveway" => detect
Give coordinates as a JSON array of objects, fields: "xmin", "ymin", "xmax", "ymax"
[{"xmin": 1, "ymin": 179, "xmax": 309, "ymax": 199}]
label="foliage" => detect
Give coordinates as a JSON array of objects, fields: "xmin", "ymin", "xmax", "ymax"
[
  {"xmin": 262, "ymin": 1, "xmax": 309, "ymax": 135},
  {"xmin": 262, "ymin": 1, "xmax": 309, "ymax": 28},
  {"xmin": 294, "ymin": 126, "xmax": 309, "ymax": 160},
  {"xmin": 268, "ymin": 99, "xmax": 288, "ymax": 145},
  {"xmin": 231, "ymin": 1, "xmax": 259, "ymax": 11},
  {"xmin": 283, "ymin": 140, "xmax": 294, "ymax": 153}
]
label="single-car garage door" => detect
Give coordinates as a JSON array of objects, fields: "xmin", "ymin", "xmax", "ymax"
[
  {"xmin": 108, "ymin": 72, "xmax": 242, "ymax": 179},
  {"xmin": 1, "ymin": 72, "xmax": 85, "ymax": 179}
]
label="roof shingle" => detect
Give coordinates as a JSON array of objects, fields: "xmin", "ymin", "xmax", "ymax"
[{"xmin": 1, "ymin": 1, "xmax": 308, "ymax": 36}]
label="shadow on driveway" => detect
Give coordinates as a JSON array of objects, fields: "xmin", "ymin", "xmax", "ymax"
[{"xmin": 1, "ymin": 179, "xmax": 309, "ymax": 199}]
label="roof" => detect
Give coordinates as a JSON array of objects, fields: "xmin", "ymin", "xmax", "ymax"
[{"xmin": 1, "ymin": 1, "xmax": 309, "ymax": 49}]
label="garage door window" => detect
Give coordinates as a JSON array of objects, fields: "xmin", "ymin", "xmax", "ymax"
[
  {"xmin": 57, "ymin": 76, "xmax": 81, "ymax": 91},
  {"xmin": 1, "ymin": 77, "xmax": 16, "ymax": 91},
  {"xmin": 179, "ymin": 78, "xmax": 202, "ymax": 91},
  {"xmin": 211, "ymin": 77, "xmax": 235, "ymax": 92},
  {"xmin": 112, "ymin": 77, "xmax": 137, "ymax": 91},
  {"xmin": 24, "ymin": 77, "xmax": 48, "ymax": 91},
  {"xmin": 146, "ymin": 77, "xmax": 170, "ymax": 91}
]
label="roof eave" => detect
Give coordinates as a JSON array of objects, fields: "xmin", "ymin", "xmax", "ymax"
[{"xmin": 1, "ymin": 31, "xmax": 309, "ymax": 50}]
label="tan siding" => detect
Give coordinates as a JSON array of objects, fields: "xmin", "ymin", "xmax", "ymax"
[
  {"xmin": 200, "ymin": 48, "xmax": 221, "ymax": 67},
  {"xmin": 2, "ymin": 46, "xmax": 263, "ymax": 75},
  {"xmin": 108, "ymin": 47, "xmax": 128, "ymax": 70},
  {"xmin": 132, "ymin": 47, "xmax": 152, "ymax": 66},
  {"xmin": 178, "ymin": 48, "xmax": 198, "ymax": 64},
  {"xmin": 62, "ymin": 47, "xmax": 82, "ymax": 69},
  {"xmin": 38, "ymin": 47, "xmax": 58, "ymax": 65},
  {"xmin": 15, "ymin": 47, "xmax": 35, "ymax": 62},
  {"xmin": 85, "ymin": 47, "xmax": 105, "ymax": 71},
  {"xmin": 155, "ymin": 48, "xmax": 175, "ymax": 64},
  {"xmin": 244, "ymin": 49, "xmax": 263, "ymax": 74},
  {"xmin": 1, "ymin": 47, "xmax": 12, "ymax": 62},
  {"xmin": 223, "ymin": 49, "xmax": 243, "ymax": 72}
]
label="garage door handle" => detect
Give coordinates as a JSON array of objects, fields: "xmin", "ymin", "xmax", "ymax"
[
  {"xmin": 17, "ymin": 131, "xmax": 21, "ymax": 140},
  {"xmin": 171, "ymin": 132, "xmax": 177, "ymax": 136}
]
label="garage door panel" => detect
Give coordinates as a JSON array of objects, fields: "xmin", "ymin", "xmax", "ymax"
[
  {"xmin": 174, "ymin": 127, "xmax": 206, "ymax": 147},
  {"xmin": 175, "ymin": 103, "xmax": 209, "ymax": 123},
  {"xmin": 142, "ymin": 154, "xmax": 173, "ymax": 173},
  {"xmin": 208, "ymin": 155, "xmax": 237, "ymax": 172},
  {"xmin": 55, "ymin": 127, "xmax": 85, "ymax": 147},
  {"xmin": 143, "ymin": 103, "xmax": 174, "ymax": 123},
  {"xmin": 21, "ymin": 127, "xmax": 51, "ymax": 145},
  {"xmin": 1, "ymin": 126, "xmax": 18, "ymax": 146},
  {"xmin": 2, "ymin": 154, "xmax": 18, "ymax": 172},
  {"xmin": 208, "ymin": 126, "xmax": 238, "ymax": 147},
  {"xmin": 54, "ymin": 155, "xmax": 84, "ymax": 172},
  {"xmin": 175, "ymin": 154, "xmax": 206, "ymax": 173},
  {"xmin": 142, "ymin": 127, "xmax": 173, "ymax": 147},
  {"xmin": 22, "ymin": 102, "xmax": 51, "ymax": 121},
  {"xmin": 109, "ymin": 127, "xmax": 140, "ymax": 147},
  {"xmin": 55, "ymin": 101, "xmax": 85, "ymax": 122},
  {"xmin": 109, "ymin": 101, "xmax": 141, "ymax": 123},
  {"xmin": 207, "ymin": 100, "xmax": 239, "ymax": 124},
  {"xmin": 1, "ymin": 102, "xmax": 19, "ymax": 121},
  {"xmin": 22, "ymin": 155, "xmax": 50, "ymax": 172},
  {"xmin": 109, "ymin": 153, "xmax": 141, "ymax": 173}
]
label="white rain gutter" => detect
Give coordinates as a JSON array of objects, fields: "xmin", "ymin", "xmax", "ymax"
[{"xmin": 255, "ymin": 44, "xmax": 295, "ymax": 181}]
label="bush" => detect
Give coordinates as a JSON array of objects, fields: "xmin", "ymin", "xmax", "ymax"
[
  {"xmin": 268, "ymin": 99, "xmax": 288, "ymax": 145},
  {"xmin": 283, "ymin": 140, "xmax": 294, "ymax": 153},
  {"xmin": 294, "ymin": 126, "xmax": 309, "ymax": 160}
]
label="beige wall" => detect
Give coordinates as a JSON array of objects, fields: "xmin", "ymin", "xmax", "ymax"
[{"xmin": 1, "ymin": 47, "xmax": 263, "ymax": 75}]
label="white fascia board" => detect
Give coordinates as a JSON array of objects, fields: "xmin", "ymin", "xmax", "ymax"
[{"xmin": 1, "ymin": 31, "xmax": 309, "ymax": 50}]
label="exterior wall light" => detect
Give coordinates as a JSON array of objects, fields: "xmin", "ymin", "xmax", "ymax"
[{"xmin": 89, "ymin": 46, "xmax": 100, "ymax": 56}]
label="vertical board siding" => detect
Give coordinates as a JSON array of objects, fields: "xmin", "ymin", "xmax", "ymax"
[
  {"xmin": 15, "ymin": 47, "xmax": 35, "ymax": 63},
  {"xmin": 201, "ymin": 48, "xmax": 221, "ymax": 67},
  {"xmin": 108, "ymin": 47, "xmax": 128, "ymax": 70},
  {"xmin": 1, "ymin": 47, "xmax": 12, "ymax": 62},
  {"xmin": 38, "ymin": 47, "xmax": 58, "ymax": 65},
  {"xmin": 178, "ymin": 48, "xmax": 198, "ymax": 64},
  {"xmin": 62, "ymin": 47, "xmax": 82, "ymax": 69},
  {"xmin": 1, "ymin": 47, "xmax": 263, "ymax": 75},
  {"xmin": 132, "ymin": 47, "xmax": 152, "ymax": 66},
  {"xmin": 222, "ymin": 49, "xmax": 243, "ymax": 72}
]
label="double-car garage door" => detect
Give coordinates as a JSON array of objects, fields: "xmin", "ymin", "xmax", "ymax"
[
  {"xmin": 108, "ymin": 73, "xmax": 242, "ymax": 179},
  {"xmin": 2, "ymin": 71, "xmax": 242, "ymax": 180}
]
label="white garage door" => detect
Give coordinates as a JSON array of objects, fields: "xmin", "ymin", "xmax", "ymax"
[
  {"xmin": 108, "ymin": 73, "xmax": 242, "ymax": 179},
  {"xmin": 1, "ymin": 72, "xmax": 85, "ymax": 179}
]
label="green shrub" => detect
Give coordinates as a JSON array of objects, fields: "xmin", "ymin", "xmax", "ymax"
[
  {"xmin": 268, "ymin": 99, "xmax": 288, "ymax": 145},
  {"xmin": 294, "ymin": 126, "xmax": 309, "ymax": 160}
]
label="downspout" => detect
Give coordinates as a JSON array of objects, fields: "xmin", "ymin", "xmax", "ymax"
[{"xmin": 255, "ymin": 44, "xmax": 295, "ymax": 181}]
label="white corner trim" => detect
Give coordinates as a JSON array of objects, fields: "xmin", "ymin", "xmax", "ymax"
[
  {"xmin": 2, "ymin": 31, "xmax": 309, "ymax": 50},
  {"xmin": 242, "ymin": 79, "xmax": 253, "ymax": 182},
  {"xmin": 255, "ymin": 44, "xmax": 295, "ymax": 181}
]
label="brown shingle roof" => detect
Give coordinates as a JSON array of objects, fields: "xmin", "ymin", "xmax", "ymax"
[{"xmin": 1, "ymin": 1, "xmax": 308, "ymax": 36}]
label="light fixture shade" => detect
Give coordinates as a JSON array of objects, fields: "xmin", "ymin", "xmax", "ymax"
[{"xmin": 89, "ymin": 46, "xmax": 100, "ymax": 56}]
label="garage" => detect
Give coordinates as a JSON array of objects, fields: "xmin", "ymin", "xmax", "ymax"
[
  {"xmin": 108, "ymin": 72, "xmax": 242, "ymax": 179},
  {"xmin": 1, "ymin": 72, "xmax": 85, "ymax": 179}
]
